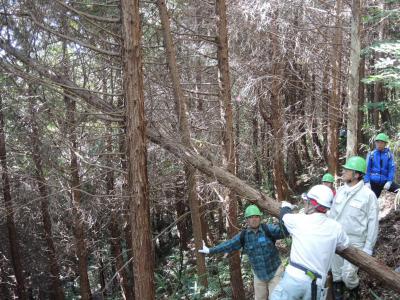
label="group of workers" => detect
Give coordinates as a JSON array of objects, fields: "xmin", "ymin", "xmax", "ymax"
[{"xmin": 198, "ymin": 132, "xmax": 398, "ymax": 300}]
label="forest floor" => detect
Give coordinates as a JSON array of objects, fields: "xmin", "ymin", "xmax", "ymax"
[{"xmin": 359, "ymin": 191, "xmax": 400, "ymax": 299}]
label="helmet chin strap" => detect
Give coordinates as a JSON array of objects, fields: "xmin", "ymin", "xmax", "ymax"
[
  {"xmin": 350, "ymin": 170, "xmax": 362, "ymax": 185},
  {"xmin": 305, "ymin": 200, "xmax": 328, "ymax": 214},
  {"xmin": 304, "ymin": 202, "xmax": 317, "ymax": 215}
]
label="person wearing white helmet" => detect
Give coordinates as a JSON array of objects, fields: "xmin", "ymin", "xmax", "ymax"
[{"xmin": 270, "ymin": 185, "xmax": 349, "ymax": 300}]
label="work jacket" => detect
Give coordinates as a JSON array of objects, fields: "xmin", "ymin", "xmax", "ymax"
[{"xmin": 329, "ymin": 181, "xmax": 379, "ymax": 254}]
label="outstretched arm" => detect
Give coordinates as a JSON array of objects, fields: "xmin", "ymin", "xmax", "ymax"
[{"xmin": 199, "ymin": 233, "xmax": 242, "ymax": 255}]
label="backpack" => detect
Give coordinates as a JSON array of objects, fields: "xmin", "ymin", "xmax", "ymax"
[{"xmin": 239, "ymin": 223, "xmax": 276, "ymax": 248}]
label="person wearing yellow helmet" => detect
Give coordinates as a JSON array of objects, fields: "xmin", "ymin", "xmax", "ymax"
[
  {"xmin": 198, "ymin": 204, "xmax": 287, "ymax": 299},
  {"xmin": 364, "ymin": 133, "xmax": 399, "ymax": 198},
  {"xmin": 329, "ymin": 156, "xmax": 379, "ymax": 299}
]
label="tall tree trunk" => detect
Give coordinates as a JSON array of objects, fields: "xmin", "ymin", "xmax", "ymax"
[
  {"xmin": 286, "ymin": 69, "xmax": 299, "ymax": 190},
  {"xmin": 358, "ymin": 56, "xmax": 365, "ymax": 149},
  {"xmin": 215, "ymin": 0, "xmax": 245, "ymax": 298},
  {"xmin": 235, "ymin": 101, "xmax": 241, "ymax": 179},
  {"xmin": 109, "ymin": 212, "xmax": 135, "ymax": 300},
  {"xmin": 175, "ymin": 175, "xmax": 190, "ymax": 251},
  {"xmin": 118, "ymin": 118, "xmax": 135, "ymax": 293},
  {"xmin": 328, "ymin": 0, "xmax": 342, "ymax": 175},
  {"xmin": 375, "ymin": 0, "xmax": 390, "ymax": 128},
  {"xmin": 357, "ymin": 4, "xmax": 366, "ymax": 149},
  {"xmin": 298, "ymin": 66, "xmax": 310, "ymax": 165},
  {"xmin": 235, "ymin": 101, "xmax": 244, "ymax": 213},
  {"xmin": 0, "ymin": 96, "xmax": 28, "ymax": 300},
  {"xmin": 29, "ymin": 99, "xmax": 65, "ymax": 300},
  {"xmin": 105, "ymin": 116, "xmax": 134, "ymax": 298},
  {"xmin": 311, "ymin": 74, "xmax": 323, "ymax": 159},
  {"xmin": 157, "ymin": 0, "xmax": 207, "ymax": 287},
  {"xmin": 121, "ymin": 0, "xmax": 155, "ymax": 298},
  {"xmin": 98, "ymin": 259, "xmax": 106, "ymax": 296},
  {"xmin": 346, "ymin": 0, "xmax": 361, "ymax": 158},
  {"xmin": 259, "ymin": 10, "xmax": 289, "ymax": 201},
  {"xmin": 252, "ymin": 109, "xmax": 262, "ymax": 186},
  {"xmin": 322, "ymin": 62, "xmax": 330, "ymax": 162},
  {"xmin": 62, "ymin": 41, "xmax": 91, "ymax": 299},
  {"xmin": 64, "ymin": 94, "xmax": 91, "ymax": 300},
  {"xmin": 115, "ymin": 71, "xmax": 135, "ymax": 296}
]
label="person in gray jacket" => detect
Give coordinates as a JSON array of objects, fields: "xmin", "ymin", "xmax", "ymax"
[{"xmin": 329, "ymin": 156, "xmax": 379, "ymax": 300}]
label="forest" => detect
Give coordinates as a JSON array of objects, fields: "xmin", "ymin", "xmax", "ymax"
[{"xmin": 0, "ymin": 0, "xmax": 399, "ymax": 299}]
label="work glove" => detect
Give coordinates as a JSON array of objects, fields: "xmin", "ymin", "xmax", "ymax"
[
  {"xmin": 198, "ymin": 240, "xmax": 210, "ymax": 254},
  {"xmin": 364, "ymin": 182, "xmax": 371, "ymax": 189},
  {"xmin": 383, "ymin": 181, "xmax": 392, "ymax": 191},
  {"xmin": 281, "ymin": 201, "xmax": 297, "ymax": 209},
  {"xmin": 362, "ymin": 247, "xmax": 373, "ymax": 256}
]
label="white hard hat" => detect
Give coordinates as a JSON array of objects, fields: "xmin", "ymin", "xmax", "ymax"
[{"xmin": 302, "ymin": 184, "xmax": 334, "ymax": 208}]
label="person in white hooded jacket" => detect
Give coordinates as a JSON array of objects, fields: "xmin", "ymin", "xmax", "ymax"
[
  {"xmin": 329, "ymin": 156, "xmax": 379, "ymax": 300},
  {"xmin": 271, "ymin": 185, "xmax": 349, "ymax": 300}
]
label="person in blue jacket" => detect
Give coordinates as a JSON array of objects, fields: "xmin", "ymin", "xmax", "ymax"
[{"xmin": 364, "ymin": 133, "xmax": 399, "ymax": 198}]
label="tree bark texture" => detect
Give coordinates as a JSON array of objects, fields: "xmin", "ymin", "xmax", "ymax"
[
  {"xmin": 62, "ymin": 33, "xmax": 91, "ymax": 298},
  {"xmin": 157, "ymin": 0, "xmax": 207, "ymax": 287},
  {"xmin": 64, "ymin": 94, "xmax": 92, "ymax": 300},
  {"xmin": 121, "ymin": 0, "xmax": 155, "ymax": 298},
  {"xmin": 328, "ymin": 0, "xmax": 342, "ymax": 175},
  {"xmin": 358, "ymin": 56, "xmax": 365, "ymax": 149},
  {"xmin": 346, "ymin": 0, "xmax": 361, "ymax": 158},
  {"xmin": 252, "ymin": 110, "xmax": 262, "ymax": 186},
  {"xmin": 215, "ymin": 0, "xmax": 245, "ymax": 298},
  {"xmin": 259, "ymin": 11, "xmax": 289, "ymax": 201},
  {"xmin": 259, "ymin": 65, "xmax": 289, "ymax": 200}
]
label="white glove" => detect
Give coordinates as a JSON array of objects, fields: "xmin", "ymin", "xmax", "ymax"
[
  {"xmin": 364, "ymin": 182, "xmax": 371, "ymax": 189},
  {"xmin": 362, "ymin": 247, "xmax": 373, "ymax": 256},
  {"xmin": 281, "ymin": 201, "xmax": 297, "ymax": 209},
  {"xmin": 198, "ymin": 240, "xmax": 210, "ymax": 254},
  {"xmin": 383, "ymin": 181, "xmax": 392, "ymax": 190}
]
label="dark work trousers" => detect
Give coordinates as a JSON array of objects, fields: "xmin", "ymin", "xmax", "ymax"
[{"xmin": 370, "ymin": 181, "xmax": 400, "ymax": 198}]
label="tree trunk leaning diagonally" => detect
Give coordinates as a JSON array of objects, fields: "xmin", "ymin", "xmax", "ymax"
[
  {"xmin": 346, "ymin": 0, "xmax": 361, "ymax": 158},
  {"xmin": 146, "ymin": 128, "xmax": 400, "ymax": 294},
  {"xmin": 157, "ymin": 0, "xmax": 208, "ymax": 287},
  {"xmin": 215, "ymin": 0, "xmax": 246, "ymax": 298},
  {"xmin": 0, "ymin": 95, "xmax": 28, "ymax": 300},
  {"xmin": 121, "ymin": 0, "xmax": 155, "ymax": 298}
]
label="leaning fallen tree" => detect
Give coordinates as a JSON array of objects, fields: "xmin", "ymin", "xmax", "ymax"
[
  {"xmin": 2, "ymin": 38, "xmax": 398, "ymax": 294},
  {"xmin": 147, "ymin": 127, "xmax": 400, "ymax": 294}
]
